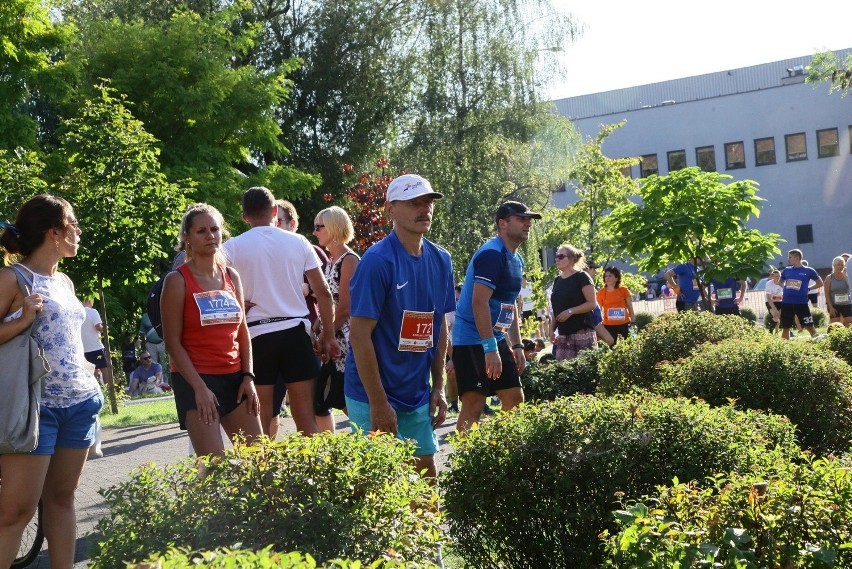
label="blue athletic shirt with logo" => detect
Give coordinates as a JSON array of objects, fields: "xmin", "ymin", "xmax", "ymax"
[
  {"xmin": 711, "ymin": 277, "xmax": 740, "ymax": 309},
  {"xmin": 344, "ymin": 230, "xmax": 455, "ymax": 412},
  {"xmin": 452, "ymin": 236, "xmax": 524, "ymax": 346},
  {"xmin": 673, "ymin": 262, "xmax": 701, "ymax": 303},
  {"xmin": 781, "ymin": 265, "xmax": 819, "ymax": 305}
]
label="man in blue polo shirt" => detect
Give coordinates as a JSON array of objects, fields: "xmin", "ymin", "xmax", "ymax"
[
  {"xmin": 452, "ymin": 201, "xmax": 541, "ymax": 433},
  {"xmin": 780, "ymin": 248, "xmax": 823, "ymax": 339},
  {"xmin": 346, "ymin": 174, "xmax": 455, "ymax": 479},
  {"xmin": 665, "ymin": 258, "xmax": 704, "ymax": 311},
  {"xmin": 711, "ymin": 275, "xmax": 747, "ymax": 316}
]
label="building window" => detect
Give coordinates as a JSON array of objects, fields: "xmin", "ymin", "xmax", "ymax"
[
  {"xmin": 796, "ymin": 224, "xmax": 813, "ymax": 244},
  {"xmin": 640, "ymin": 154, "xmax": 658, "ymax": 178},
  {"xmin": 695, "ymin": 146, "xmax": 716, "ymax": 172},
  {"xmin": 667, "ymin": 150, "xmax": 686, "ymax": 172},
  {"xmin": 724, "ymin": 141, "xmax": 745, "ymax": 169},
  {"xmin": 620, "ymin": 165, "xmax": 633, "ymax": 178},
  {"xmin": 754, "ymin": 137, "xmax": 776, "ymax": 166},
  {"xmin": 817, "ymin": 128, "xmax": 839, "ymax": 158},
  {"xmin": 785, "ymin": 133, "xmax": 807, "ymax": 161}
]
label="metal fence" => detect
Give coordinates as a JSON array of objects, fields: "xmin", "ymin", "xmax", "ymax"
[{"xmin": 632, "ymin": 289, "xmax": 827, "ymax": 322}]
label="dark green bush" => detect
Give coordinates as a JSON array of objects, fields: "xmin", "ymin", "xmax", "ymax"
[
  {"xmin": 93, "ymin": 434, "xmax": 441, "ymax": 568},
  {"xmin": 633, "ymin": 312, "xmax": 655, "ymax": 331},
  {"xmin": 739, "ymin": 306, "xmax": 757, "ymax": 324},
  {"xmin": 812, "ymin": 307, "xmax": 827, "ymax": 327},
  {"xmin": 658, "ymin": 338, "xmax": 852, "ymax": 454},
  {"xmin": 764, "ymin": 310, "xmax": 780, "ymax": 332},
  {"xmin": 522, "ymin": 347, "xmax": 604, "ymax": 400},
  {"xmin": 606, "ymin": 455, "xmax": 852, "ymax": 568},
  {"xmin": 441, "ymin": 395, "xmax": 799, "ymax": 568},
  {"xmin": 133, "ymin": 547, "xmax": 438, "ymax": 568},
  {"xmin": 820, "ymin": 324, "xmax": 852, "ymax": 367},
  {"xmin": 598, "ymin": 310, "xmax": 767, "ymax": 394}
]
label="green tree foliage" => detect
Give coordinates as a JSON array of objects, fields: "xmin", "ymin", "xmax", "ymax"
[
  {"xmin": 606, "ymin": 167, "xmax": 782, "ymax": 282},
  {"xmin": 806, "ymin": 50, "xmax": 852, "ymax": 97},
  {"xmin": 544, "ymin": 121, "xmax": 638, "ymax": 266},
  {"xmin": 56, "ymin": 86, "xmax": 188, "ymax": 338},
  {"xmin": 0, "ymin": 149, "xmax": 48, "ymax": 218}
]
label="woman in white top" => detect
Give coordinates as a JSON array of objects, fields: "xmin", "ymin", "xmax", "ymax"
[
  {"xmin": 0, "ymin": 194, "xmax": 102, "ymax": 568},
  {"xmin": 764, "ymin": 269, "xmax": 784, "ymax": 334}
]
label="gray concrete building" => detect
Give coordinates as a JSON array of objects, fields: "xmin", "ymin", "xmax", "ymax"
[{"xmin": 551, "ymin": 48, "xmax": 852, "ymax": 271}]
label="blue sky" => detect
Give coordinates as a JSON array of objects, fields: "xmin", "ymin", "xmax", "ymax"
[{"xmin": 548, "ymin": 1, "xmax": 852, "ymax": 99}]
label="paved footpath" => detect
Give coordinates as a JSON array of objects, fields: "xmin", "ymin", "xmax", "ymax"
[{"xmin": 24, "ymin": 413, "xmax": 459, "ymax": 568}]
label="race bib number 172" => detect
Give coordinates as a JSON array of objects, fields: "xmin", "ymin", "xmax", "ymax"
[{"xmin": 399, "ymin": 310, "xmax": 435, "ymax": 352}]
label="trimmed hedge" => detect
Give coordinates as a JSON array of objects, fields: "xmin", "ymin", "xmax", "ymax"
[
  {"xmin": 607, "ymin": 455, "xmax": 852, "ymax": 568},
  {"xmin": 820, "ymin": 324, "xmax": 852, "ymax": 367},
  {"xmin": 442, "ymin": 395, "xmax": 799, "ymax": 568},
  {"xmin": 658, "ymin": 338, "xmax": 852, "ymax": 454},
  {"xmin": 93, "ymin": 434, "xmax": 442, "ymax": 568},
  {"xmin": 598, "ymin": 310, "xmax": 767, "ymax": 394},
  {"xmin": 634, "ymin": 312, "xmax": 655, "ymax": 331},
  {"xmin": 131, "ymin": 547, "xmax": 439, "ymax": 568},
  {"xmin": 522, "ymin": 347, "xmax": 604, "ymax": 400}
]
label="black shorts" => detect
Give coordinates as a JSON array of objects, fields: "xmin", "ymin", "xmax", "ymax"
[
  {"xmin": 314, "ymin": 361, "xmax": 346, "ymax": 416},
  {"xmin": 172, "ymin": 371, "xmax": 246, "ymax": 430},
  {"xmin": 714, "ymin": 306, "xmax": 741, "ymax": 316},
  {"xmin": 603, "ymin": 323, "xmax": 630, "ymax": 340},
  {"xmin": 808, "ymin": 293, "xmax": 818, "ymax": 306},
  {"xmin": 252, "ymin": 325, "xmax": 320, "ymax": 386},
  {"xmin": 781, "ymin": 303, "xmax": 813, "ymax": 329},
  {"xmin": 84, "ymin": 349, "xmax": 109, "ymax": 369},
  {"xmin": 453, "ymin": 339, "xmax": 522, "ymax": 396},
  {"xmin": 832, "ymin": 304, "xmax": 852, "ymax": 317}
]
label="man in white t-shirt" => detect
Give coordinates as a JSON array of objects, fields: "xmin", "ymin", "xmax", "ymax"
[
  {"xmin": 223, "ymin": 187, "xmax": 339, "ymax": 437},
  {"xmin": 82, "ymin": 298, "xmax": 113, "ymax": 386}
]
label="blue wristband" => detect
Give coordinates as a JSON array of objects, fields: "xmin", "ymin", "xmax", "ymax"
[{"xmin": 481, "ymin": 337, "xmax": 498, "ymax": 353}]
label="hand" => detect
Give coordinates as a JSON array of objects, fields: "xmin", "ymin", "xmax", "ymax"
[
  {"xmin": 22, "ymin": 293, "xmax": 44, "ymax": 323},
  {"xmin": 194, "ymin": 385, "xmax": 220, "ymax": 426},
  {"xmin": 430, "ymin": 389, "xmax": 448, "ymax": 428},
  {"xmin": 550, "ymin": 331, "xmax": 556, "ymax": 343},
  {"xmin": 322, "ymin": 333, "xmax": 341, "ymax": 361},
  {"xmin": 555, "ymin": 310, "xmax": 572, "ymax": 323},
  {"xmin": 484, "ymin": 350, "xmax": 502, "ymax": 380},
  {"xmin": 238, "ymin": 377, "xmax": 261, "ymax": 416},
  {"xmin": 370, "ymin": 399, "xmax": 398, "ymax": 435},
  {"xmin": 512, "ymin": 347, "xmax": 526, "ymax": 375}
]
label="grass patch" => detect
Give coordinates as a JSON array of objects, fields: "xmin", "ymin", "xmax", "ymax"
[{"xmin": 99, "ymin": 398, "xmax": 178, "ymax": 427}]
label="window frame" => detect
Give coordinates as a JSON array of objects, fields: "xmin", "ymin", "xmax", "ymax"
[
  {"xmin": 639, "ymin": 154, "xmax": 658, "ymax": 178},
  {"xmin": 695, "ymin": 146, "xmax": 716, "ymax": 172},
  {"xmin": 816, "ymin": 127, "xmax": 839, "ymax": 158},
  {"xmin": 785, "ymin": 132, "xmax": 808, "ymax": 162},
  {"xmin": 724, "ymin": 141, "xmax": 746, "ymax": 170},
  {"xmin": 753, "ymin": 137, "xmax": 776, "ymax": 166}
]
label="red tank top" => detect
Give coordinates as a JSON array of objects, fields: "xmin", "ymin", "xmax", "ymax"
[{"xmin": 172, "ymin": 263, "xmax": 242, "ymax": 374}]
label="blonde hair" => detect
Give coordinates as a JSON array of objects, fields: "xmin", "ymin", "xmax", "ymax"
[
  {"xmin": 179, "ymin": 203, "xmax": 229, "ymax": 265},
  {"xmin": 316, "ymin": 206, "xmax": 354, "ymax": 245},
  {"xmin": 557, "ymin": 243, "xmax": 587, "ymax": 271},
  {"xmin": 832, "ymin": 256, "xmax": 845, "ymax": 268}
]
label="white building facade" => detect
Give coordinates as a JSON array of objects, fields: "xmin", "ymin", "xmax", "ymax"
[{"xmin": 551, "ymin": 49, "xmax": 852, "ymax": 271}]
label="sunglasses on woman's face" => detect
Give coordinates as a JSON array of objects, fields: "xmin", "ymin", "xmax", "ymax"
[{"xmin": 555, "ymin": 254, "xmax": 569, "ymax": 260}]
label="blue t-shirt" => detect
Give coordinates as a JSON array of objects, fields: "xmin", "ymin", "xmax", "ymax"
[
  {"xmin": 781, "ymin": 265, "xmax": 819, "ymax": 305},
  {"xmin": 673, "ymin": 262, "xmax": 701, "ymax": 303},
  {"xmin": 344, "ymin": 231, "xmax": 455, "ymax": 412},
  {"xmin": 452, "ymin": 236, "xmax": 524, "ymax": 346},
  {"xmin": 711, "ymin": 277, "xmax": 740, "ymax": 309}
]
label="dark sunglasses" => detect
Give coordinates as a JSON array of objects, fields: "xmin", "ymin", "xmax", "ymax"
[
  {"xmin": 141, "ymin": 356, "xmax": 151, "ymax": 361},
  {"xmin": 555, "ymin": 254, "xmax": 569, "ymax": 260},
  {"xmin": 313, "ymin": 224, "xmax": 325, "ymax": 231}
]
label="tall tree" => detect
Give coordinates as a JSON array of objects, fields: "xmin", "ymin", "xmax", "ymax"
[
  {"xmin": 606, "ymin": 167, "xmax": 782, "ymax": 282},
  {"xmin": 806, "ymin": 50, "xmax": 852, "ymax": 97}
]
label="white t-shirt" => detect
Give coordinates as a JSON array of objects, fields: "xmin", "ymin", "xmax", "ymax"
[
  {"xmin": 765, "ymin": 280, "xmax": 784, "ymax": 302},
  {"xmin": 81, "ymin": 306, "xmax": 104, "ymax": 352},
  {"xmin": 223, "ymin": 225, "xmax": 321, "ymax": 338},
  {"xmin": 519, "ymin": 286, "xmax": 534, "ymax": 312}
]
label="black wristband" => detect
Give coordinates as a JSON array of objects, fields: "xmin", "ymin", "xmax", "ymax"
[
  {"xmin": 512, "ymin": 343, "xmax": 524, "ymax": 350},
  {"xmin": 242, "ymin": 371, "xmax": 256, "ymax": 380}
]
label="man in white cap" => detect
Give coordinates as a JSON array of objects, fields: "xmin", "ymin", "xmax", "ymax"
[{"xmin": 346, "ymin": 174, "xmax": 455, "ymax": 479}]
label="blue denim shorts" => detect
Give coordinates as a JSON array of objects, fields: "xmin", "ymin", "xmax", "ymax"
[
  {"xmin": 345, "ymin": 397, "xmax": 439, "ymax": 456},
  {"xmin": 33, "ymin": 392, "xmax": 104, "ymax": 455}
]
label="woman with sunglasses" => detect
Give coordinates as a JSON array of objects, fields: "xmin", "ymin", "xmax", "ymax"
[
  {"xmin": 550, "ymin": 244, "xmax": 598, "ymax": 360},
  {"xmin": 0, "ymin": 195, "xmax": 103, "ymax": 568}
]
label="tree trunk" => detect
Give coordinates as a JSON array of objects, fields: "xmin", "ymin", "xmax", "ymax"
[{"xmin": 98, "ymin": 277, "xmax": 119, "ymax": 414}]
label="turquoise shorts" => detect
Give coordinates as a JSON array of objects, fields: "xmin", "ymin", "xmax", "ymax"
[{"xmin": 345, "ymin": 397, "xmax": 439, "ymax": 456}]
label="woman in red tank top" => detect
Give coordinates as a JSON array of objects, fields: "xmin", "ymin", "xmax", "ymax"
[{"xmin": 161, "ymin": 204, "xmax": 261, "ymax": 456}]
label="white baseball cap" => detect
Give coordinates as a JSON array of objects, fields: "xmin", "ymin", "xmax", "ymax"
[{"xmin": 386, "ymin": 174, "xmax": 444, "ymax": 202}]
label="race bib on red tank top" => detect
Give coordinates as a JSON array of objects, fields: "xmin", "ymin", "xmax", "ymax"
[{"xmin": 193, "ymin": 290, "xmax": 241, "ymax": 326}]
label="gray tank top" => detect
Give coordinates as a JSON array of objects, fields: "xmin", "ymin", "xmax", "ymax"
[{"xmin": 828, "ymin": 274, "xmax": 851, "ymax": 305}]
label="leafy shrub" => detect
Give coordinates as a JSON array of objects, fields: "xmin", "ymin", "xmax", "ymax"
[
  {"xmin": 133, "ymin": 547, "xmax": 438, "ymax": 568},
  {"xmin": 633, "ymin": 312, "xmax": 655, "ymax": 331},
  {"xmin": 598, "ymin": 310, "xmax": 767, "ymax": 394},
  {"xmin": 606, "ymin": 455, "xmax": 852, "ymax": 568},
  {"xmin": 658, "ymin": 338, "xmax": 852, "ymax": 454},
  {"xmin": 441, "ymin": 395, "xmax": 799, "ymax": 568},
  {"xmin": 812, "ymin": 307, "xmax": 827, "ymax": 327},
  {"xmin": 522, "ymin": 347, "xmax": 604, "ymax": 400},
  {"xmin": 820, "ymin": 324, "xmax": 852, "ymax": 367},
  {"xmin": 93, "ymin": 434, "xmax": 441, "ymax": 568},
  {"xmin": 764, "ymin": 310, "xmax": 780, "ymax": 332},
  {"xmin": 739, "ymin": 306, "xmax": 757, "ymax": 324}
]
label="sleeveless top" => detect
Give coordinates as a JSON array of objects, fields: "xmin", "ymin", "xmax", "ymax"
[
  {"xmin": 173, "ymin": 264, "xmax": 242, "ymax": 374},
  {"xmin": 4, "ymin": 265, "xmax": 100, "ymax": 408},
  {"xmin": 828, "ymin": 273, "xmax": 851, "ymax": 306},
  {"xmin": 324, "ymin": 251, "xmax": 360, "ymax": 373}
]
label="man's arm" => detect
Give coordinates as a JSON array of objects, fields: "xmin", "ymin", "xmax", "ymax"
[
  {"xmin": 665, "ymin": 269, "xmax": 682, "ymax": 299},
  {"xmin": 736, "ymin": 280, "xmax": 748, "ymax": 305},
  {"xmin": 472, "ymin": 282, "xmax": 501, "ymax": 380},
  {"xmin": 349, "ymin": 316, "xmax": 397, "ymax": 434},
  {"xmin": 507, "ymin": 303, "xmax": 525, "ymax": 375},
  {"xmin": 430, "ymin": 315, "xmax": 449, "ymax": 428}
]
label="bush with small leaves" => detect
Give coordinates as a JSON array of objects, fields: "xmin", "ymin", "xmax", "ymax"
[
  {"xmin": 441, "ymin": 394, "xmax": 799, "ymax": 568},
  {"xmin": 739, "ymin": 306, "xmax": 757, "ymax": 324},
  {"xmin": 606, "ymin": 454, "xmax": 852, "ymax": 568},
  {"xmin": 598, "ymin": 310, "xmax": 768, "ymax": 394},
  {"xmin": 633, "ymin": 312, "xmax": 655, "ymax": 331},
  {"xmin": 819, "ymin": 324, "xmax": 852, "ymax": 367},
  {"xmin": 812, "ymin": 306, "xmax": 827, "ymax": 327},
  {"xmin": 92, "ymin": 434, "xmax": 442, "ymax": 568},
  {"xmin": 522, "ymin": 347, "xmax": 604, "ymax": 401}
]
